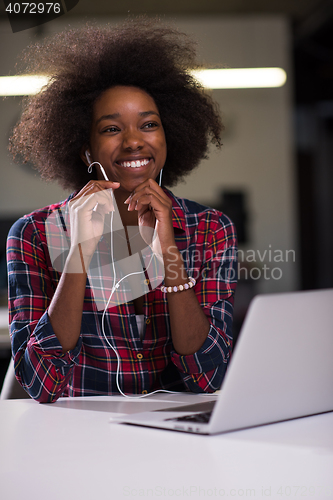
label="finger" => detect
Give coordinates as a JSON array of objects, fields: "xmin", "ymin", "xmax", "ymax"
[
  {"xmin": 134, "ymin": 194, "xmax": 163, "ymax": 212},
  {"xmin": 72, "ymin": 180, "xmax": 120, "ymax": 202},
  {"xmin": 135, "ymin": 177, "xmax": 162, "ymax": 192},
  {"xmin": 71, "ymin": 188, "xmax": 115, "ymax": 215},
  {"xmin": 124, "ymin": 178, "xmax": 164, "ymax": 205},
  {"xmin": 126, "ymin": 185, "xmax": 167, "ymax": 212},
  {"xmin": 75, "ymin": 181, "xmax": 120, "ymax": 201},
  {"xmin": 84, "ymin": 190, "xmax": 115, "ymax": 214},
  {"xmin": 135, "ymin": 193, "xmax": 170, "ymax": 215}
]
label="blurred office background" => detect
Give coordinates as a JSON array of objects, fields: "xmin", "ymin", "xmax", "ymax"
[{"xmin": 0, "ymin": 1, "xmax": 332, "ymax": 385}]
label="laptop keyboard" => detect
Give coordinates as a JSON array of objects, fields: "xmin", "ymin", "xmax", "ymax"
[{"xmin": 173, "ymin": 410, "xmax": 212, "ymax": 424}]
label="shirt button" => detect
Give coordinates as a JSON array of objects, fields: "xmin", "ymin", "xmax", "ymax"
[
  {"xmin": 142, "ymin": 390, "xmax": 148, "ymax": 394},
  {"xmin": 136, "ymin": 353, "xmax": 143, "ymax": 360},
  {"xmin": 146, "ymin": 318, "xmax": 150, "ymax": 325}
]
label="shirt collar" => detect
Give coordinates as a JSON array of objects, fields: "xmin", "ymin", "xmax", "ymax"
[{"xmin": 164, "ymin": 188, "xmax": 186, "ymax": 233}]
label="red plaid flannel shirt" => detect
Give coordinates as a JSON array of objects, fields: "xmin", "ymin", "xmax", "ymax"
[{"xmin": 7, "ymin": 189, "xmax": 237, "ymax": 402}]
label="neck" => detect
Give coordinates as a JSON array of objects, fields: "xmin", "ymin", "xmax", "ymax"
[{"xmin": 113, "ymin": 189, "xmax": 138, "ymax": 227}]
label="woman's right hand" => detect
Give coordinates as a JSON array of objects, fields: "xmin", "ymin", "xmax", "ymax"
[{"xmin": 66, "ymin": 180, "xmax": 120, "ymax": 273}]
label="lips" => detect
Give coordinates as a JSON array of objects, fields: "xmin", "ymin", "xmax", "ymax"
[{"xmin": 117, "ymin": 158, "xmax": 151, "ymax": 168}]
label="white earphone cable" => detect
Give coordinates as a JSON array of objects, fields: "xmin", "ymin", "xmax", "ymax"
[{"xmin": 87, "ymin": 161, "xmax": 178, "ymax": 398}]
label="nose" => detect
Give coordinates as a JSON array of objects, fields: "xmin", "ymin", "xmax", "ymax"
[{"xmin": 122, "ymin": 128, "xmax": 144, "ymax": 151}]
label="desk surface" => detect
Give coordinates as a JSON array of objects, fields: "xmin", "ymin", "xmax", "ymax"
[{"xmin": 0, "ymin": 394, "xmax": 332, "ymax": 500}]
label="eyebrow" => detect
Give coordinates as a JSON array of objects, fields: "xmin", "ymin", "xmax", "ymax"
[
  {"xmin": 139, "ymin": 111, "xmax": 160, "ymax": 118},
  {"xmin": 96, "ymin": 110, "xmax": 160, "ymax": 125}
]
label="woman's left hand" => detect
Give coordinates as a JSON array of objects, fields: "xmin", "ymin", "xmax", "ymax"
[{"xmin": 124, "ymin": 179, "xmax": 175, "ymax": 256}]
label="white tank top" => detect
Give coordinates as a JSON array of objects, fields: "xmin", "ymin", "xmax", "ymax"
[{"xmin": 135, "ymin": 314, "xmax": 145, "ymax": 339}]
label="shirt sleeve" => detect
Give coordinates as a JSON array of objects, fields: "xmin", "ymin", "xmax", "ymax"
[
  {"xmin": 7, "ymin": 216, "xmax": 81, "ymax": 403},
  {"xmin": 170, "ymin": 212, "xmax": 237, "ymax": 393}
]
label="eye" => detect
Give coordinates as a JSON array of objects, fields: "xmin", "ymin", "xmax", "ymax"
[
  {"xmin": 142, "ymin": 122, "xmax": 158, "ymax": 129},
  {"xmin": 102, "ymin": 126, "xmax": 120, "ymax": 133}
]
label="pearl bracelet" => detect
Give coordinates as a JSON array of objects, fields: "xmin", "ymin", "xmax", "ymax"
[{"xmin": 161, "ymin": 277, "xmax": 196, "ymax": 293}]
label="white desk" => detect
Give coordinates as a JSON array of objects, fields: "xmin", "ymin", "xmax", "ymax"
[{"xmin": 0, "ymin": 394, "xmax": 332, "ymax": 500}]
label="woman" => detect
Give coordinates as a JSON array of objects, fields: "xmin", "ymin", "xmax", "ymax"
[{"xmin": 7, "ymin": 20, "xmax": 237, "ymax": 402}]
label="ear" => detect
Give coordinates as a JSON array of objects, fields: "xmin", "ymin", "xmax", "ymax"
[{"xmin": 80, "ymin": 145, "xmax": 91, "ymax": 166}]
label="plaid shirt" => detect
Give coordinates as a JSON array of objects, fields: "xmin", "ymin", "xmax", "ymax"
[{"xmin": 7, "ymin": 189, "xmax": 237, "ymax": 403}]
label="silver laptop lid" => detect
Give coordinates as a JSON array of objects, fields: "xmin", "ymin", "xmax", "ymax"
[{"xmin": 209, "ymin": 288, "xmax": 333, "ymax": 433}]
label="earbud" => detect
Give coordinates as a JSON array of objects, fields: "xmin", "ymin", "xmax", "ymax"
[
  {"xmin": 85, "ymin": 150, "xmax": 95, "ymax": 174},
  {"xmin": 85, "ymin": 152, "xmax": 109, "ymax": 181},
  {"xmin": 85, "ymin": 150, "xmax": 91, "ymax": 165},
  {"xmin": 158, "ymin": 168, "xmax": 163, "ymax": 187}
]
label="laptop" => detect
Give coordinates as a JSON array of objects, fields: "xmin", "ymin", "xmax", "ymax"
[{"xmin": 111, "ymin": 288, "xmax": 333, "ymax": 434}]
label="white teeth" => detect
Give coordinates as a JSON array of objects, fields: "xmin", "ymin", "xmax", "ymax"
[{"xmin": 120, "ymin": 159, "xmax": 150, "ymax": 168}]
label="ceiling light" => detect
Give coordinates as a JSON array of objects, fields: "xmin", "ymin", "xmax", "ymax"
[
  {"xmin": 191, "ymin": 68, "xmax": 287, "ymax": 89},
  {"xmin": 0, "ymin": 75, "xmax": 49, "ymax": 96},
  {"xmin": 0, "ymin": 68, "xmax": 287, "ymax": 96}
]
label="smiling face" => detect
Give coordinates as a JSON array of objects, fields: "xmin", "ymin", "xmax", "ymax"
[{"xmin": 86, "ymin": 86, "xmax": 167, "ymax": 195}]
